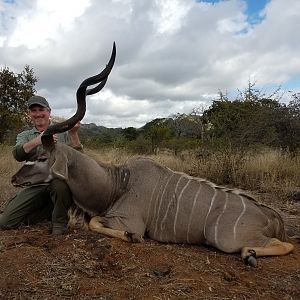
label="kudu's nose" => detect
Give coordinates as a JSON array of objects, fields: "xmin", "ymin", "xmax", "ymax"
[{"xmin": 11, "ymin": 175, "xmax": 17, "ymax": 185}]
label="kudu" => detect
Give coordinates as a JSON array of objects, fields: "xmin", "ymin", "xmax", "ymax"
[{"xmin": 11, "ymin": 43, "xmax": 294, "ymax": 267}]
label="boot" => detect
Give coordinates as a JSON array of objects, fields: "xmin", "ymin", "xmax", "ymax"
[{"xmin": 52, "ymin": 223, "xmax": 68, "ymax": 235}]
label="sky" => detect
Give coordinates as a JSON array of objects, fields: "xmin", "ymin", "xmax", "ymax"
[{"xmin": 1, "ymin": 0, "xmax": 300, "ymax": 128}]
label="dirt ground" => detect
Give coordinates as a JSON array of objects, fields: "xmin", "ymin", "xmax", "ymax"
[{"xmin": 0, "ymin": 200, "xmax": 300, "ymax": 300}]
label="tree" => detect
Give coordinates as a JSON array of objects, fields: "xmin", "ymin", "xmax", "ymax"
[
  {"xmin": 0, "ymin": 65, "xmax": 37, "ymax": 143},
  {"xmin": 171, "ymin": 113, "xmax": 187, "ymax": 137},
  {"xmin": 284, "ymin": 93, "xmax": 300, "ymax": 152},
  {"xmin": 288, "ymin": 92, "xmax": 300, "ymax": 117},
  {"xmin": 189, "ymin": 106, "xmax": 206, "ymax": 140},
  {"xmin": 142, "ymin": 119, "xmax": 170, "ymax": 154},
  {"xmin": 202, "ymin": 83, "xmax": 292, "ymax": 149},
  {"xmin": 122, "ymin": 127, "xmax": 139, "ymax": 141}
]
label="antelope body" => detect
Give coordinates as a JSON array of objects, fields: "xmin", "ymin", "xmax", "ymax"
[{"xmin": 11, "ymin": 43, "xmax": 294, "ymax": 266}]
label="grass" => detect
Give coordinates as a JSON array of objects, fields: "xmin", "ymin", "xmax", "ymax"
[
  {"xmin": 0, "ymin": 144, "xmax": 23, "ymax": 209},
  {"xmin": 240, "ymin": 149, "xmax": 300, "ymax": 191}
]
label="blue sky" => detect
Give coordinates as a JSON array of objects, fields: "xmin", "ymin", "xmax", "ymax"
[
  {"xmin": 244, "ymin": 0, "xmax": 269, "ymax": 23},
  {"xmin": 0, "ymin": 0, "xmax": 299, "ymax": 127},
  {"xmin": 200, "ymin": 0, "xmax": 269, "ymax": 21},
  {"xmin": 245, "ymin": 0, "xmax": 268, "ymax": 14}
]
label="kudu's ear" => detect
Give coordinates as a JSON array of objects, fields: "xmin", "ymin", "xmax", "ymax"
[{"xmin": 50, "ymin": 152, "xmax": 68, "ymax": 180}]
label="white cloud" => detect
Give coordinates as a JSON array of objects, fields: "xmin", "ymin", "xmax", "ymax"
[
  {"xmin": 7, "ymin": 0, "xmax": 91, "ymax": 48},
  {"xmin": 1, "ymin": 0, "xmax": 300, "ymax": 128},
  {"xmin": 149, "ymin": 0, "xmax": 191, "ymax": 35}
]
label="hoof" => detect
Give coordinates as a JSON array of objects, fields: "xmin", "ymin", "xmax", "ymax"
[
  {"xmin": 243, "ymin": 249, "xmax": 257, "ymax": 267},
  {"xmin": 125, "ymin": 231, "xmax": 144, "ymax": 243},
  {"xmin": 247, "ymin": 256, "xmax": 257, "ymax": 267}
]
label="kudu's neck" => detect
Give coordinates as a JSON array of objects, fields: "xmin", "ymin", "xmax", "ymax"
[
  {"xmin": 106, "ymin": 164, "xmax": 130, "ymax": 205},
  {"xmin": 64, "ymin": 150, "xmax": 129, "ymax": 216}
]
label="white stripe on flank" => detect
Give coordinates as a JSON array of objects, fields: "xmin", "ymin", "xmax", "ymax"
[
  {"xmin": 186, "ymin": 184, "xmax": 202, "ymax": 244},
  {"xmin": 151, "ymin": 175, "xmax": 173, "ymax": 229},
  {"xmin": 203, "ymin": 187, "xmax": 217, "ymax": 240},
  {"xmin": 266, "ymin": 218, "xmax": 270, "ymax": 230},
  {"xmin": 173, "ymin": 179, "xmax": 191, "ymax": 240},
  {"xmin": 159, "ymin": 175, "xmax": 184, "ymax": 241},
  {"xmin": 214, "ymin": 193, "xmax": 228, "ymax": 247},
  {"xmin": 154, "ymin": 173, "xmax": 174, "ymax": 237},
  {"xmin": 145, "ymin": 177, "xmax": 161, "ymax": 226},
  {"xmin": 233, "ymin": 195, "xmax": 246, "ymax": 241}
]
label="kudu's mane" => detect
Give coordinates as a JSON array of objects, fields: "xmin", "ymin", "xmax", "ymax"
[
  {"xmin": 41, "ymin": 42, "xmax": 116, "ymax": 150},
  {"xmin": 191, "ymin": 174, "xmax": 279, "ymax": 212}
]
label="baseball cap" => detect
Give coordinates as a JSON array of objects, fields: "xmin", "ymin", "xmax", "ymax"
[{"xmin": 28, "ymin": 95, "xmax": 50, "ymax": 109}]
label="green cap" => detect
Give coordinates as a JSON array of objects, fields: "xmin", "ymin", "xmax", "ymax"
[{"xmin": 28, "ymin": 95, "xmax": 50, "ymax": 109}]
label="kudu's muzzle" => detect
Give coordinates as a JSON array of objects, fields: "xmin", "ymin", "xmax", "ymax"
[{"xmin": 11, "ymin": 174, "xmax": 25, "ymax": 187}]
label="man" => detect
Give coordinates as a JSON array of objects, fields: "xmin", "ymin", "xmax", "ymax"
[{"xmin": 0, "ymin": 95, "xmax": 83, "ymax": 235}]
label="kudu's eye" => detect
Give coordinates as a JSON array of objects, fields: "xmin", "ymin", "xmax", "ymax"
[{"xmin": 37, "ymin": 157, "xmax": 47, "ymax": 162}]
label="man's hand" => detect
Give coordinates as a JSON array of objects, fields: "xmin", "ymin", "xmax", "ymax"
[
  {"xmin": 68, "ymin": 122, "xmax": 80, "ymax": 135},
  {"xmin": 68, "ymin": 122, "xmax": 82, "ymax": 150},
  {"xmin": 53, "ymin": 134, "xmax": 58, "ymax": 143}
]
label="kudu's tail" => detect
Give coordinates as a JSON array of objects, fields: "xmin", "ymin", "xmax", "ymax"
[{"xmin": 42, "ymin": 42, "xmax": 116, "ymax": 149}]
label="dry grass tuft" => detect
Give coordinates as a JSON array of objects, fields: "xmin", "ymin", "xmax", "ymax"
[
  {"xmin": 0, "ymin": 145, "xmax": 24, "ymax": 209},
  {"xmin": 240, "ymin": 150, "xmax": 300, "ymax": 192}
]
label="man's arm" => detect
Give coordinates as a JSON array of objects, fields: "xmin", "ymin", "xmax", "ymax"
[
  {"xmin": 22, "ymin": 133, "xmax": 43, "ymax": 154},
  {"xmin": 12, "ymin": 131, "xmax": 43, "ymax": 162},
  {"xmin": 13, "ymin": 122, "xmax": 83, "ymax": 162}
]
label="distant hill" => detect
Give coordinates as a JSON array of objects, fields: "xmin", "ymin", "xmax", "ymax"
[
  {"xmin": 79, "ymin": 123, "xmax": 123, "ymax": 139},
  {"xmin": 81, "ymin": 123, "xmax": 122, "ymax": 134},
  {"xmin": 79, "ymin": 115, "xmax": 203, "ymax": 141},
  {"xmin": 78, "ymin": 123, "xmax": 127, "ymax": 147}
]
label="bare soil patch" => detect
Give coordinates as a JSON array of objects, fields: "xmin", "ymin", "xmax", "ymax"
[{"xmin": 0, "ymin": 215, "xmax": 299, "ymax": 299}]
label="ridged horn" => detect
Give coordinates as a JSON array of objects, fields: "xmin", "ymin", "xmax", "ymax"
[{"xmin": 42, "ymin": 42, "xmax": 116, "ymax": 149}]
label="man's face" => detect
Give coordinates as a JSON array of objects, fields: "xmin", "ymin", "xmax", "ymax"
[{"xmin": 29, "ymin": 105, "xmax": 51, "ymax": 128}]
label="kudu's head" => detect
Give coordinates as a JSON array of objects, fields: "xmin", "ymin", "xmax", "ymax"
[{"xmin": 11, "ymin": 43, "xmax": 116, "ymax": 187}]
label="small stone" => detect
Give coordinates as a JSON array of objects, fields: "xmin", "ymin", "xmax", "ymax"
[{"xmin": 152, "ymin": 264, "xmax": 171, "ymax": 277}]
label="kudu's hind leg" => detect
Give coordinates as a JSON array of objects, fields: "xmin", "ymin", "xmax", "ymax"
[
  {"xmin": 241, "ymin": 238, "xmax": 294, "ymax": 267},
  {"xmin": 89, "ymin": 216, "xmax": 131, "ymax": 242}
]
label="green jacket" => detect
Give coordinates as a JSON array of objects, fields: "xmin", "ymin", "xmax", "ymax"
[{"xmin": 12, "ymin": 127, "xmax": 69, "ymax": 162}]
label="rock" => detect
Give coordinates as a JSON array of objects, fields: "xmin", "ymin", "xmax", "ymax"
[{"xmin": 152, "ymin": 264, "xmax": 171, "ymax": 277}]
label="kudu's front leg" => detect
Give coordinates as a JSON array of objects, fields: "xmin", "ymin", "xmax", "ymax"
[
  {"xmin": 89, "ymin": 216, "xmax": 132, "ymax": 242},
  {"xmin": 89, "ymin": 216, "xmax": 144, "ymax": 243}
]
